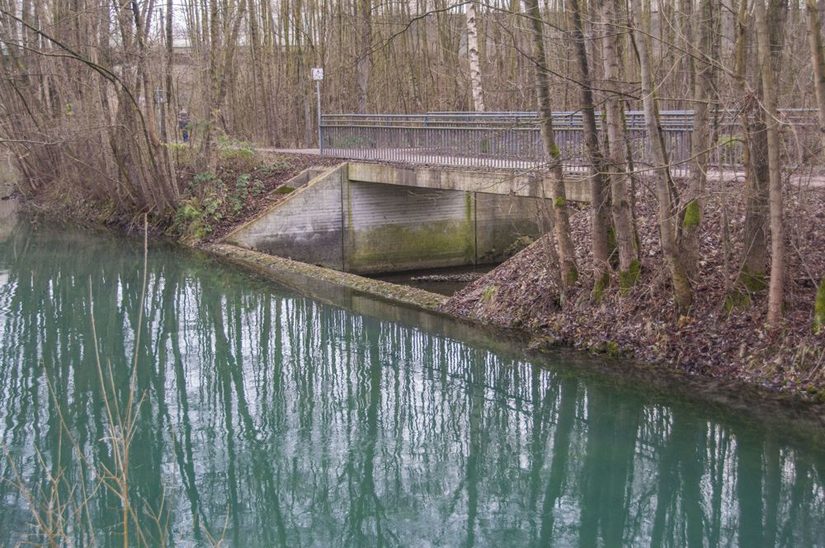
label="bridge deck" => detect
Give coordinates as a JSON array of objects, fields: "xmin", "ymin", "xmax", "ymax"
[{"xmin": 260, "ymin": 147, "xmax": 825, "ymax": 189}]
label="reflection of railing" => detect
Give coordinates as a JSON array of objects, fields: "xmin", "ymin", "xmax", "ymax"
[{"xmin": 320, "ymin": 110, "xmax": 818, "ymax": 174}]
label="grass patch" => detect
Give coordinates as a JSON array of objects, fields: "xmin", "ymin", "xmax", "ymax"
[
  {"xmin": 724, "ymin": 288, "xmax": 752, "ymax": 313},
  {"xmin": 481, "ymin": 285, "xmax": 497, "ymax": 303}
]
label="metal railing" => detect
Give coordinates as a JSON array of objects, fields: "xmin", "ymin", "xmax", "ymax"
[{"xmin": 320, "ymin": 110, "xmax": 819, "ymax": 175}]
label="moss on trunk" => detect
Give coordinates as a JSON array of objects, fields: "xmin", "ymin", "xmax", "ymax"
[
  {"xmin": 815, "ymin": 277, "xmax": 825, "ymax": 334},
  {"xmin": 619, "ymin": 259, "xmax": 641, "ymax": 292},
  {"xmin": 592, "ymin": 270, "xmax": 610, "ymax": 302},
  {"xmin": 682, "ymin": 199, "xmax": 701, "ymax": 229}
]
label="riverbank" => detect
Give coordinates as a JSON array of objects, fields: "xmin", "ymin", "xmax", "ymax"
[
  {"xmin": 443, "ymin": 179, "xmax": 825, "ymax": 401},
  {"xmin": 15, "ymin": 152, "xmax": 825, "ymax": 405},
  {"xmin": 21, "ymin": 148, "xmax": 340, "ymax": 240}
]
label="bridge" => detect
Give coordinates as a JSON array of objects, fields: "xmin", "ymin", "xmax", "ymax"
[
  {"xmin": 318, "ymin": 110, "xmax": 817, "ymax": 175},
  {"xmin": 232, "ymin": 110, "xmax": 818, "ymax": 275},
  {"xmin": 223, "ymin": 162, "xmax": 582, "ymax": 274}
]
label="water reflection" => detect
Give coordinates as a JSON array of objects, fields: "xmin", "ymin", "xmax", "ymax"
[{"xmin": 0, "ymin": 223, "xmax": 823, "ymax": 546}]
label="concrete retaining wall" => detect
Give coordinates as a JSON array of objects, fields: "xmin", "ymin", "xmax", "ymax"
[
  {"xmin": 343, "ymin": 181, "xmax": 476, "ymax": 273},
  {"xmin": 225, "ymin": 162, "xmax": 559, "ymax": 274},
  {"xmin": 226, "ymin": 164, "xmax": 347, "ymax": 269}
]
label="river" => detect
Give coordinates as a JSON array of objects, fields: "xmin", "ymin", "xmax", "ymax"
[{"xmin": 0, "ymin": 219, "xmax": 823, "ymax": 546}]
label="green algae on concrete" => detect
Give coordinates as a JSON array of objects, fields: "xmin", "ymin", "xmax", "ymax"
[
  {"xmin": 206, "ymin": 243, "xmax": 448, "ymax": 312},
  {"xmin": 347, "ymin": 220, "xmax": 475, "ymax": 273}
]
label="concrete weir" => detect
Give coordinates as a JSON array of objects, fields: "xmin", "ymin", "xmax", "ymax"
[{"xmin": 223, "ymin": 162, "xmax": 588, "ymax": 274}]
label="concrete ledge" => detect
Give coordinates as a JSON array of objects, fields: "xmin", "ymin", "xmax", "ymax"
[
  {"xmin": 206, "ymin": 243, "xmax": 448, "ymax": 312},
  {"xmin": 348, "ymin": 162, "xmax": 590, "ymax": 202}
]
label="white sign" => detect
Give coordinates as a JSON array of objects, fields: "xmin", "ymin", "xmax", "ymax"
[{"xmin": 311, "ymin": 68, "xmax": 324, "ymax": 81}]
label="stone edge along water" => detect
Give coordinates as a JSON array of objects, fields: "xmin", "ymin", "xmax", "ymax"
[{"xmin": 204, "ymin": 243, "xmax": 448, "ymax": 313}]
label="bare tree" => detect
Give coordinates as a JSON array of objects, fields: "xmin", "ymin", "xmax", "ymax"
[
  {"xmin": 682, "ymin": 0, "xmax": 716, "ymax": 278},
  {"xmin": 755, "ymin": 0, "xmax": 784, "ymax": 328},
  {"xmin": 570, "ymin": 0, "xmax": 611, "ymax": 298},
  {"xmin": 807, "ymin": 0, "xmax": 825, "ymax": 332},
  {"xmin": 630, "ymin": 0, "xmax": 693, "ymax": 314},
  {"xmin": 599, "ymin": 0, "xmax": 639, "ymax": 289},
  {"xmin": 807, "ymin": 0, "xmax": 825, "ymax": 142},
  {"xmin": 524, "ymin": 0, "xmax": 578, "ymax": 288},
  {"xmin": 356, "ymin": 0, "xmax": 373, "ymax": 113}
]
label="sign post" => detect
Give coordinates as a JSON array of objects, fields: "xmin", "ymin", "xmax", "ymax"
[{"xmin": 311, "ymin": 68, "xmax": 324, "ymax": 154}]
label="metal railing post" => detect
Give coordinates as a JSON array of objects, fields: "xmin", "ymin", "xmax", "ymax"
[{"xmin": 316, "ymin": 80, "xmax": 323, "ymax": 155}]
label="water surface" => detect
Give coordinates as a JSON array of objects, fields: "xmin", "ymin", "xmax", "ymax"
[{"xmin": 0, "ymin": 221, "xmax": 823, "ymax": 546}]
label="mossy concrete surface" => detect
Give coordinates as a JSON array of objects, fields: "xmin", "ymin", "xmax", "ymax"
[
  {"xmin": 343, "ymin": 181, "xmax": 477, "ymax": 273},
  {"xmin": 206, "ymin": 243, "xmax": 448, "ymax": 312},
  {"xmin": 347, "ymin": 220, "xmax": 475, "ymax": 273}
]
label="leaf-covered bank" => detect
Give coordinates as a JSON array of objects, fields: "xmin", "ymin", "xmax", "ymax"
[
  {"xmin": 443, "ymin": 179, "xmax": 825, "ymax": 400},
  {"xmin": 23, "ymin": 149, "xmax": 338, "ymax": 241}
]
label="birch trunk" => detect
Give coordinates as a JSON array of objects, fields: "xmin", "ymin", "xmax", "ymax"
[
  {"xmin": 466, "ymin": 1, "xmax": 484, "ymax": 111},
  {"xmin": 356, "ymin": 0, "xmax": 372, "ymax": 113}
]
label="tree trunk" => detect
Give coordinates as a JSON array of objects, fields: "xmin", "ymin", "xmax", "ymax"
[
  {"xmin": 524, "ymin": 0, "xmax": 578, "ymax": 288},
  {"xmin": 466, "ymin": 1, "xmax": 484, "ymax": 112},
  {"xmin": 737, "ymin": 0, "xmax": 787, "ymax": 296},
  {"xmin": 163, "ymin": 0, "xmax": 173, "ymax": 142},
  {"xmin": 570, "ymin": 0, "xmax": 611, "ymax": 298},
  {"xmin": 200, "ymin": 0, "xmax": 221, "ymax": 168},
  {"xmin": 356, "ymin": 0, "xmax": 372, "ymax": 113},
  {"xmin": 756, "ymin": 0, "xmax": 785, "ymax": 328},
  {"xmin": 599, "ymin": 0, "xmax": 639, "ymax": 288},
  {"xmin": 682, "ymin": 0, "xmax": 715, "ymax": 278},
  {"xmin": 630, "ymin": 0, "xmax": 693, "ymax": 314},
  {"xmin": 806, "ymin": 0, "xmax": 825, "ymax": 333},
  {"xmin": 807, "ymin": 0, "xmax": 825, "ymax": 151}
]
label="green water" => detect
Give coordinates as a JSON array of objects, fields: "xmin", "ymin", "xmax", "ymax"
[{"xmin": 0, "ymin": 221, "xmax": 823, "ymax": 547}]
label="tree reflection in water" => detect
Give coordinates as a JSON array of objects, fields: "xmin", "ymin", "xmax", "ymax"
[{"xmin": 0, "ymin": 224, "xmax": 823, "ymax": 546}]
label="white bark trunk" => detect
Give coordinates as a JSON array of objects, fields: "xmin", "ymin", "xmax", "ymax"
[{"xmin": 466, "ymin": 1, "xmax": 484, "ymax": 112}]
